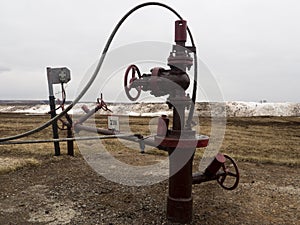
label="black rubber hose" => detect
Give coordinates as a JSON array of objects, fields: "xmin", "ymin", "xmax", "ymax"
[
  {"xmin": 185, "ymin": 53, "xmax": 198, "ymax": 129},
  {"xmin": 0, "ymin": 2, "xmax": 197, "ymax": 142}
]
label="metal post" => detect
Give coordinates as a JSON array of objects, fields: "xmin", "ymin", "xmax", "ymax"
[
  {"xmin": 67, "ymin": 125, "xmax": 74, "ymax": 156},
  {"xmin": 49, "ymin": 95, "xmax": 60, "ymax": 156},
  {"xmin": 47, "ymin": 67, "xmax": 60, "ymax": 156},
  {"xmin": 65, "ymin": 113, "xmax": 74, "ymax": 156}
]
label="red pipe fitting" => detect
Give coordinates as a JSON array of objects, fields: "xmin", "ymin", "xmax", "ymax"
[
  {"xmin": 81, "ymin": 105, "xmax": 90, "ymax": 113},
  {"xmin": 204, "ymin": 153, "xmax": 226, "ymax": 177},
  {"xmin": 175, "ymin": 20, "xmax": 187, "ymax": 45},
  {"xmin": 157, "ymin": 115, "xmax": 169, "ymax": 137}
]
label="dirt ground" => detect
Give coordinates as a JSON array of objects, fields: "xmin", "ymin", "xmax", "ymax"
[{"xmin": 0, "ymin": 114, "xmax": 299, "ymax": 224}]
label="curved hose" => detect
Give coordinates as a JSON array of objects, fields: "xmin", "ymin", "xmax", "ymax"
[
  {"xmin": 0, "ymin": 1, "xmax": 197, "ymax": 142},
  {"xmin": 185, "ymin": 53, "xmax": 198, "ymax": 129}
]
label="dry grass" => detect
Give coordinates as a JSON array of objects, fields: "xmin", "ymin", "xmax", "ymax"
[
  {"xmin": 0, "ymin": 113, "xmax": 299, "ymax": 174},
  {"xmin": 0, "ymin": 113, "xmax": 80, "ymax": 173},
  {"xmin": 96, "ymin": 115, "xmax": 300, "ymax": 166},
  {"xmin": 220, "ymin": 117, "xmax": 300, "ymax": 166},
  {"xmin": 0, "ymin": 156, "xmax": 40, "ymax": 174}
]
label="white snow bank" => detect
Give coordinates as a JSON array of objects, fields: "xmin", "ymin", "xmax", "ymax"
[
  {"xmin": 225, "ymin": 102, "xmax": 300, "ymax": 117},
  {"xmin": 0, "ymin": 102, "xmax": 299, "ymax": 117}
]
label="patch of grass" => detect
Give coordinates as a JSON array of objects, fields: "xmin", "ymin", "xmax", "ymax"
[
  {"xmin": 226, "ymin": 154, "xmax": 300, "ymax": 167},
  {"xmin": 0, "ymin": 156, "xmax": 40, "ymax": 174}
]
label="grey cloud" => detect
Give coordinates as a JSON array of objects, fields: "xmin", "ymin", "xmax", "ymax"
[{"xmin": 0, "ymin": 66, "xmax": 10, "ymax": 74}]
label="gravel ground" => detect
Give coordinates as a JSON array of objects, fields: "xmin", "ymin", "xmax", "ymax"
[
  {"xmin": 0, "ymin": 154, "xmax": 299, "ymax": 225},
  {"xmin": 0, "ymin": 114, "xmax": 299, "ymax": 224}
]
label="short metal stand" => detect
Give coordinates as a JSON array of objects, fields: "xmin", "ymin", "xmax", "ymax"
[{"xmin": 46, "ymin": 67, "xmax": 71, "ymax": 156}]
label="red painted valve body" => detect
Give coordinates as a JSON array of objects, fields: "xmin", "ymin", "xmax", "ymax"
[{"xmin": 157, "ymin": 115, "xmax": 169, "ymax": 137}]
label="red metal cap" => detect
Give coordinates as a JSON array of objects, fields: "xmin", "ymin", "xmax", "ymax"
[
  {"xmin": 215, "ymin": 153, "xmax": 226, "ymax": 164},
  {"xmin": 81, "ymin": 105, "xmax": 90, "ymax": 113},
  {"xmin": 175, "ymin": 20, "xmax": 187, "ymax": 44}
]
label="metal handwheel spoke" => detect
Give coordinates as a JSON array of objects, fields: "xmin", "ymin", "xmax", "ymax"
[
  {"xmin": 216, "ymin": 154, "xmax": 240, "ymax": 190},
  {"xmin": 227, "ymin": 171, "xmax": 238, "ymax": 177},
  {"xmin": 124, "ymin": 65, "xmax": 142, "ymax": 101}
]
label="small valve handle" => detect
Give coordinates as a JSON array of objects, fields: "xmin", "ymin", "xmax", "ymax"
[
  {"xmin": 124, "ymin": 64, "xmax": 142, "ymax": 101},
  {"xmin": 217, "ymin": 154, "xmax": 240, "ymax": 190}
]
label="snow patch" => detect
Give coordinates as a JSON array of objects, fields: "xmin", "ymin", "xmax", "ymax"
[{"xmin": 0, "ymin": 102, "xmax": 299, "ymax": 117}]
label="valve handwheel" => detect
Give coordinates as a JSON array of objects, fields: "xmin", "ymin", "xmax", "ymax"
[
  {"xmin": 217, "ymin": 154, "xmax": 240, "ymax": 190},
  {"xmin": 124, "ymin": 64, "xmax": 142, "ymax": 101}
]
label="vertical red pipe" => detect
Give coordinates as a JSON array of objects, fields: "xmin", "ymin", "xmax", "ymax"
[
  {"xmin": 167, "ymin": 101, "xmax": 195, "ymax": 223},
  {"xmin": 166, "ymin": 20, "xmax": 195, "ymax": 223},
  {"xmin": 167, "ymin": 148, "xmax": 195, "ymax": 223}
]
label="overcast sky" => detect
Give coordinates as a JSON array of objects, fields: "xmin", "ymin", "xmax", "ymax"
[{"xmin": 0, "ymin": 0, "xmax": 299, "ymax": 103}]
